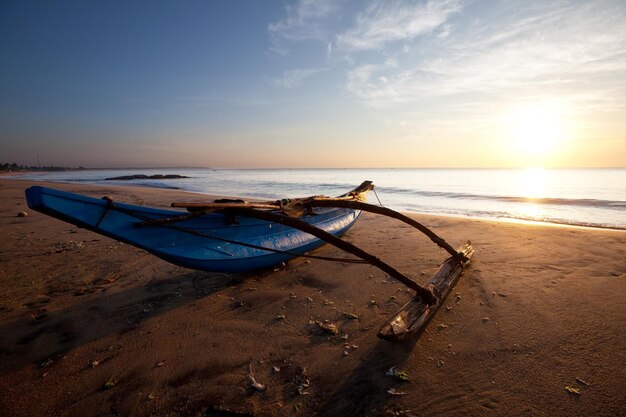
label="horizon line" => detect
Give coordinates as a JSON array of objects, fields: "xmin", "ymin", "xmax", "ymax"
[{"xmin": 5, "ymin": 165, "xmax": 626, "ymax": 171}]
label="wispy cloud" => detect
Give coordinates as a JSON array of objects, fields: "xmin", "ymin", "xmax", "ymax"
[
  {"xmin": 345, "ymin": 59, "xmax": 404, "ymax": 105},
  {"xmin": 268, "ymin": 0, "xmax": 339, "ymax": 54},
  {"xmin": 272, "ymin": 67, "xmax": 326, "ymax": 88},
  {"xmin": 345, "ymin": 1, "xmax": 626, "ymax": 111},
  {"xmin": 337, "ymin": 0, "xmax": 461, "ymax": 51}
]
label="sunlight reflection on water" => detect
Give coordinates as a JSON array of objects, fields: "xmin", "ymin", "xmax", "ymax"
[{"xmin": 520, "ymin": 167, "xmax": 546, "ymax": 199}]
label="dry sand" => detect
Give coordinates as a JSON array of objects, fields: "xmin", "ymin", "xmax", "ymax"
[{"xmin": 0, "ymin": 178, "xmax": 625, "ymax": 417}]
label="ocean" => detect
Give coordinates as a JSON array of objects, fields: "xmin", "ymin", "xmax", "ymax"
[{"xmin": 14, "ymin": 168, "xmax": 626, "ymax": 230}]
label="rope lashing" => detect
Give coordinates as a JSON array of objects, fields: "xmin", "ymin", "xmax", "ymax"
[{"xmin": 95, "ymin": 196, "xmax": 115, "ymax": 227}]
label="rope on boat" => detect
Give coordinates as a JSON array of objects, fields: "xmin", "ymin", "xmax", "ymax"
[
  {"xmin": 95, "ymin": 196, "xmax": 115, "ymax": 227},
  {"xmin": 373, "ymin": 188, "xmax": 384, "ymax": 207},
  {"xmin": 107, "ymin": 204, "xmax": 370, "ymax": 265}
]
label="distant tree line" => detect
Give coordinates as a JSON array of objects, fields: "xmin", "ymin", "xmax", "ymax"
[{"xmin": 1, "ymin": 162, "xmax": 87, "ymax": 172}]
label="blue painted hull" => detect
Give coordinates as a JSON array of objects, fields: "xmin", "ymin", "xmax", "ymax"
[{"xmin": 25, "ymin": 186, "xmax": 363, "ymax": 272}]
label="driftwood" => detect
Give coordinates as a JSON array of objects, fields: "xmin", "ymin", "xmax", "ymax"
[{"xmin": 378, "ymin": 242, "xmax": 473, "ymax": 340}]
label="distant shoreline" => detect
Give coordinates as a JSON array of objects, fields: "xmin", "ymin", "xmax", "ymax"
[{"xmin": 2, "ymin": 166, "xmax": 625, "ymax": 172}]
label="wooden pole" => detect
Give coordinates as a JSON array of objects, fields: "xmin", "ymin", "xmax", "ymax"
[{"xmin": 378, "ymin": 242, "xmax": 473, "ymax": 340}]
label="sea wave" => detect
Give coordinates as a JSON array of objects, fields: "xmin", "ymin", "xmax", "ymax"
[
  {"xmin": 401, "ymin": 205, "xmax": 626, "ymax": 230},
  {"xmin": 379, "ymin": 186, "xmax": 626, "ymax": 210}
]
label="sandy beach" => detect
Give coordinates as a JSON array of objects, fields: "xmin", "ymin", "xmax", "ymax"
[{"xmin": 0, "ymin": 178, "xmax": 624, "ymax": 417}]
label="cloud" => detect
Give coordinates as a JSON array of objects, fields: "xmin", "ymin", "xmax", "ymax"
[
  {"xmin": 345, "ymin": 59, "xmax": 406, "ymax": 105},
  {"xmin": 336, "ymin": 0, "xmax": 461, "ymax": 51},
  {"xmin": 272, "ymin": 68, "xmax": 326, "ymax": 88},
  {"xmin": 345, "ymin": 1, "xmax": 626, "ymax": 111},
  {"xmin": 268, "ymin": 0, "xmax": 339, "ymax": 54}
]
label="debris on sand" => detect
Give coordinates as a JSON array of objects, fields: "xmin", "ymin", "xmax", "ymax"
[
  {"xmin": 102, "ymin": 378, "xmax": 116, "ymax": 390},
  {"xmin": 49, "ymin": 240, "xmax": 85, "ymax": 254},
  {"xmin": 311, "ymin": 320, "xmax": 339, "ymax": 335},
  {"xmin": 247, "ymin": 364, "xmax": 266, "ymax": 392},
  {"xmin": 295, "ymin": 367, "xmax": 310, "ymax": 395},
  {"xmin": 565, "ymin": 385, "xmax": 581, "ymax": 395},
  {"xmin": 575, "ymin": 377, "xmax": 591, "ymax": 386},
  {"xmin": 386, "ymin": 366, "xmax": 409, "ymax": 381},
  {"xmin": 387, "ymin": 388, "xmax": 408, "ymax": 396},
  {"xmin": 40, "ymin": 358, "xmax": 54, "ymax": 368}
]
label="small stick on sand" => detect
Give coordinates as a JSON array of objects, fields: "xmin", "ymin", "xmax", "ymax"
[{"xmin": 248, "ymin": 363, "xmax": 266, "ymax": 392}]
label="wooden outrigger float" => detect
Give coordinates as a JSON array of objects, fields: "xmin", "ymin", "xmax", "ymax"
[{"xmin": 25, "ymin": 181, "xmax": 473, "ymax": 340}]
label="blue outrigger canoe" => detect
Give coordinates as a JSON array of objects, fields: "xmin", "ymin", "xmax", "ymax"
[
  {"xmin": 25, "ymin": 183, "xmax": 375, "ymax": 273},
  {"xmin": 25, "ymin": 181, "xmax": 474, "ymax": 340}
]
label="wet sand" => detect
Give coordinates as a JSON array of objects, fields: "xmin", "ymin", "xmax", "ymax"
[{"xmin": 0, "ymin": 178, "xmax": 625, "ymax": 417}]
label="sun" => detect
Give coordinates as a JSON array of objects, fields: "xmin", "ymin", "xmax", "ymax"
[
  {"xmin": 500, "ymin": 101, "xmax": 569, "ymax": 162},
  {"xmin": 514, "ymin": 111, "xmax": 562, "ymax": 154}
]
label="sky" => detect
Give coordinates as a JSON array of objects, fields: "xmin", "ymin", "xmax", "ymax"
[{"xmin": 1, "ymin": 0, "xmax": 625, "ymax": 168}]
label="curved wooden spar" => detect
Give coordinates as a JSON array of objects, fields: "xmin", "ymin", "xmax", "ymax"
[
  {"xmin": 304, "ymin": 199, "xmax": 466, "ymax": 262},
  {"xmin": 227, "ymin": 207, "xmax": 437, "ymax": 305}
]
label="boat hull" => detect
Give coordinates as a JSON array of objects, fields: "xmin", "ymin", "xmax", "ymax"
[{"xmin": 25, "ymin": 186, "xmax": 363, "ymax": 272}]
